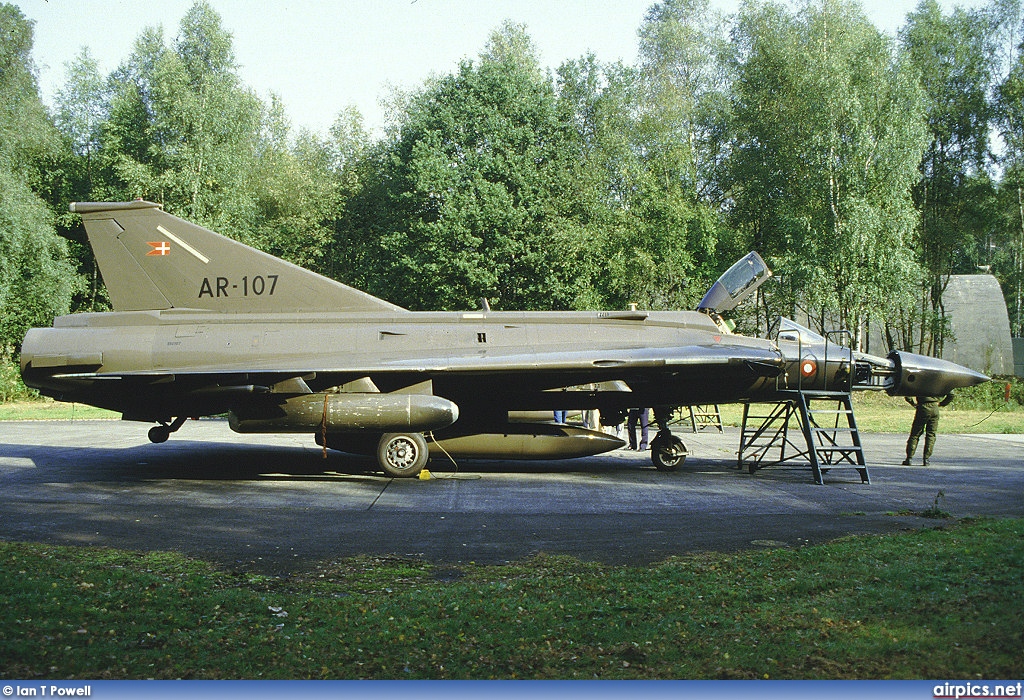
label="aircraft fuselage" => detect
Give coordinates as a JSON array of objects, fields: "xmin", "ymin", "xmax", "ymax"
[
  {"xmin": 20, "ymin": 201, "xmax": 990, "ymax": 476},
  {"xmin": 22, "ymin": 307, "xmax": 789, "ymax": 424}
]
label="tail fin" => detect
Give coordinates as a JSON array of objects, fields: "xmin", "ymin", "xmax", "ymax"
[{"xmin": 71, "ymin": 201, "xmax": 405, "ymax": 313}]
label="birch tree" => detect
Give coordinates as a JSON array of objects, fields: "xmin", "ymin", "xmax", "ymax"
[{"xmin": 729, "ymin": 0, "xmax": 929, "ymax": 347}]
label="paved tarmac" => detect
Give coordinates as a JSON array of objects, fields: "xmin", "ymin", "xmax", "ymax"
[{"xmin": 0, "ymin": 419, "xmax": 1020, "ymax": 573}]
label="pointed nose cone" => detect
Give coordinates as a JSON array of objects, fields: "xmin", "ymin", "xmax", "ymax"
[{"xmin": 887, "ymin": 351, "xmax": 990, "ymax": 397}]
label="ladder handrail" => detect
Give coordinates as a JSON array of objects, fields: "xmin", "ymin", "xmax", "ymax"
[{"xmin": 824, "ymin": 329, "xmax": 854, "ymax": 394}]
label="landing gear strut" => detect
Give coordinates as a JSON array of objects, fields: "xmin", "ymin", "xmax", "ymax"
[
  {"xmin": 650, "ymin": 405, "xmax": 687, "ymax": 471},
  {"xmin": 148, "ymin": 416, "xmax": 188, "ymax": 444}
]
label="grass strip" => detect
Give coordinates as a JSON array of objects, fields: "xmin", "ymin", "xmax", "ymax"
[{"xmin": 1, "ymin": 517, "xmax": 1021, "ymax": 679}]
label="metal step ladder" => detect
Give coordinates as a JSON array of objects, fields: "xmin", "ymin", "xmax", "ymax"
[
  {"xmin": 687, "ymin": 404, "xmax": 723, "ymax": 432},
  {"xmin": 739, "ymin": 390, "xmax": 869, "ymax": 485}
]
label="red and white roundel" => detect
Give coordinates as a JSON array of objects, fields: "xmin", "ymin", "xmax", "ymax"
[{"xmin": 800, "ymin": 356, "xmax": 817, "ymax": 379}]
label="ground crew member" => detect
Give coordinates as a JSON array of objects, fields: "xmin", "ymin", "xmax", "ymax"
[
  {"xmin": 627, "ymin": 407, "xmax": 649, "ymax": 450},
  {"xmin": 902, "ymin": 393, "xmax": 953, "ymax": 466}
]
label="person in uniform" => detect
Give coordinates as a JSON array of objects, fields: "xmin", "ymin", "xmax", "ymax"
[
  {"xmin": 902, "ymin": 393, "xmax": 953, "ymax": 466},
  {"xmin": 627, "ymin": 407, "xmax": 649, "ymax": 450}
]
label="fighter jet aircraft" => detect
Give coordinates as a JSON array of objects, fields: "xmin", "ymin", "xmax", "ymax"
[{"xmin": 20, "ymin": 201, "xmax": 989, "ymax": 477}]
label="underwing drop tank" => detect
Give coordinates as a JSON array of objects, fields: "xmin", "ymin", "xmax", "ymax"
[
  {"xmin": 427, "ymin": 422, "xmax": 625, "ymax": 460},
  {"xmin": 318, "ymin": 422, "xmax": 624, "ymax": 461},
  {"xmin": 229, "ymin": 392, "xmax": 459, "ymax": 434}
]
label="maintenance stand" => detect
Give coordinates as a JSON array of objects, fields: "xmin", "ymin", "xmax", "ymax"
[{"xmin": 738, "ymin": 389, "xmax": 869, "ymax": 485}]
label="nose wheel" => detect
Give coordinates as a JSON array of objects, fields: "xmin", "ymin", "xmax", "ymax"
[
  {"xmin": 148, "ymin": 416, "xmax": 187, "ymax": 444},
  {"xmin": 650, "ymin": 405, "xmax": 687, "ymax": 471},
  {"xmin": 651, "ymin": 431, "xmax": 687, "ymax": 470}
]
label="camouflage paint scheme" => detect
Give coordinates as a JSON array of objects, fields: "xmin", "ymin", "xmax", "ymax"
[{"xmin": 20, "ymin": 202, "xmax": 988, "ymax": 477}]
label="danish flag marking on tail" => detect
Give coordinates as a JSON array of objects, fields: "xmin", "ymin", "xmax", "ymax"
[{"xmin": 147, "ymin": 241, "xmax": 171, "ymax": 256}]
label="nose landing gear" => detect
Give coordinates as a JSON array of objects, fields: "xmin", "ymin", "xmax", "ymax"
[
  {"xmin": 148, "ymin": 416, "xmax": 188, "ymax": 444},
  {"xmin": 650, "ymin": 405, "xmax": 687, "ymax": 471}
]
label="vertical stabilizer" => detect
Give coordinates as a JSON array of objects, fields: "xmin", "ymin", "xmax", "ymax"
[{"xmin": 71, "ymin": 201, "xmax": 405, "ymax": 313}]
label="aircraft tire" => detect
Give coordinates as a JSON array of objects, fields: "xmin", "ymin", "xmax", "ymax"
[
  {"xmin": 651, "ymin": 434, "xmax": 686, "ymax": 471},
  {"xmin": 148, "ymin": 425, "xmax": 171, "ymax": 444},
  {"xmin": 377, "ymin": 432, "xmax": 429, "ymax": 478}
]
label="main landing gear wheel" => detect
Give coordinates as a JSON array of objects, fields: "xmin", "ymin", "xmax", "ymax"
[
  {"xmin": 377, "ymin": 432, "xmax": 429, "ymax": 478},
  {"xmin": 651, "ymin": 431, "xmax": 687, "ymax": 471}
]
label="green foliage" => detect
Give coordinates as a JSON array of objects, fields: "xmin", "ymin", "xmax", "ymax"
[
  {"xmin": 0, "ymin": 3, "xmax": 82, "ymax": 350},
  {"xmin": 991, "ymin": 168, "xmax": 1024, "ymax": 337},
  {"xmin": 340, "ymin": 23, "xmax": 602, "ymax": 310},
  {"xmin": 6, "ymin": 0, "xmax": 1024, "ymax": 346},
  {"xmin": 990, "ymin": 0, "xmax": 1024, "ymax": 337},
  {"xmin": 951, "ymin": 375, "xmax": 1024, "ymax": 408},
  {"xmin": 60, "ymin": 2, "xmax": 333, "ymax": 273},
  {"xmin": 0, "ymin": 398, "xmax": 120, "ymax": 420},
  {"xmin": 0, "ymin": 179, "xmax": 80, "ymax": 351},
  {"xmin": 602, "ymin": 0, "xmax": 734, "ymax": 306},
  {"xmin": 901, "ymin": 1, "xmax": 997, "ymax": 352},
  {"xmin": 334, "ymin": 13, "xmax": 740, "ymax": 312},
  {"xmin": 0, "ymin": 356, "xmax": 35, "ymax": 402},
  {"xmin": 0, "ymin": 4, "xmax": 55, "ymax": 167},
  {"xmin": 637, "ymin": 0, "xmax": 733, "ymax": 205},
  {"xmin": 729, "ymin": 0, "xmax": 928, "ymax": 339},
  {"xmin": 1, "ymin": 518, "xmax": 1020, "ymax": 678}
]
